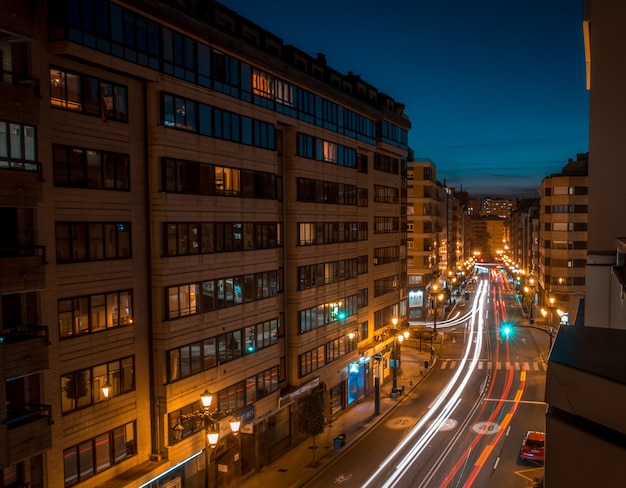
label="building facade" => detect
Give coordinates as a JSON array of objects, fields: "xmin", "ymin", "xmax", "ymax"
[
  {"xmin": 0, "ymin": 1, "xmax": 410, "ymax": 487},
  {"xmin": 538, "ymin": 154, "xmax": 588, "ymax": 322},
  {"xmin": 406, "ymin": 161, "xmax": 441, "ymax": 321}
]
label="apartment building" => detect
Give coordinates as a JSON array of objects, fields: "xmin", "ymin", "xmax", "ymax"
[
  {"xmin": 480, "ymin": 197, "xmax": 514, "ymax": 218},
  {"xmin": 545, "ymin": 1, "xmax": 626, "ymax": 486},
  {"xmin": 538, "ymin": 154, "xmax": 588, "ymax": 321},
  {"xmin": 406, "ymin": 161, "xmax": 441, "ymax": 321},
  {"xmin": 0, "ymin": 1, "xmax": 410, "ymax": 487},
  {"xmin": 509, "ymin": 198, "xmax": 539, "ymax": 278},
  {"xmin": 468, "ymin": 215, "xmax": 507, "ymax": 262}
]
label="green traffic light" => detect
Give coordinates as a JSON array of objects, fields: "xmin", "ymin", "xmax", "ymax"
[{"xmin": 501, "ymin": 323, "xmax": 512, "ymax": 337}]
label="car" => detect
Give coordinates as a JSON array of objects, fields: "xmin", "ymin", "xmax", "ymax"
[{"xmin": 520, "ymin": 431, "xmax": 545, "ymax": 463}]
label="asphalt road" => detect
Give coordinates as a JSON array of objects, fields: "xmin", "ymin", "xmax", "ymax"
[{"xmin": 303, "ymin": 270, "xmax": 547, "ymax": 488}]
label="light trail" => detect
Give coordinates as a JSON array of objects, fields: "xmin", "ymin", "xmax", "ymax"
[{"xmin": 361, "ymin": 280, "xmax": 488, "ymax": 488}]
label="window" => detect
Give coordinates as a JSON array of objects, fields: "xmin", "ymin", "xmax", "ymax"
[
  {"xmin": 0, "ymin": 120, "xmax": 38, "ymax": 171},
  {"xmin": 166, "ymin": 270, "xmax": 281, "ymax": 320},
  {"xmin": 374, "ymin": 185, "xmax": 399, "ymax": 204},
  {"xmin": 253, "ymin": 68, "xmax": 273, "ymax": 98},
  {"xmin": 61, "ymin": 357, "xmax": 134, "ymax": 413},
  {"xmin": 299, "ymin": 294, "xmax": 358, "ymax": 333},
  {"xmin": 161, "ymin": 93, "xmax": 275, "ymax": 149},
  {"xmin": 55, "ymin": 222, "xmax": 131, "ymax": 263},
  {"xmin": 53, "ymin": 144, "xmax": 129, "ymax": 190},
  {"xmin": 59, "ymin": 290, "xmax": 133, "ymax": 338},
  {"xmin": 64, "ymin": 422, "xmax": 135, "ymax": 485},
  {"xmin": 50, "ymin": 67, "xmax": 128, "ymax": 122}
]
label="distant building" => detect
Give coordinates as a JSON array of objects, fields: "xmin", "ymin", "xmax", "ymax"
[
  {"xmin": 538, "ymin": 154, "xmax": 588, "ymax": 321},
  {"xmin": 510, "ymin": 198, "xmax": 540, "ymax": 277},
  {"xmin": 480, "ymin": 197, "xmax": 515, "ymax": 218},
  {"xmin": 469, "ymin": 215, "xmax": 508, "ymax": 262}
]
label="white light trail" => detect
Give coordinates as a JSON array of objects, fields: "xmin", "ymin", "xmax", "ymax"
[{"xmin": 362, "ymin": 281, "xmax": 488, "ymax": 488}]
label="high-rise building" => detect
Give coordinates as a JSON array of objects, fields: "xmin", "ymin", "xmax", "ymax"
[
  {"xmin": 0, "ymin": 1, "xmax": 410, "ymax": 486},
  {"xmin": 406, "ymin": 160, "xmax": 441, "ymax": 321}
]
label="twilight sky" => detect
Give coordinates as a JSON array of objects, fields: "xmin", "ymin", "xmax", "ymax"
[{"xmin": 218, "ymin": 0, "xmax": 589, "ymax": 199}]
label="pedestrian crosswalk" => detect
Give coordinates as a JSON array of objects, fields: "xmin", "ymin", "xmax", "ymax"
[{"xmin": 440, "ymin": 360, "xmax": 547, "ymax": 372}]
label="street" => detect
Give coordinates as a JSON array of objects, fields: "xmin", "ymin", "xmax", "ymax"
[{"xmin": 302, "ymin": 267, "xmax": 548, "ymax": 488}]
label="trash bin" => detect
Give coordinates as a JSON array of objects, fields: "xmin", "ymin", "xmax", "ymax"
[
  {"xmin": 424, "ymin": 360, "xmax": 429, "ymax": 369},
  {"xmin": 334, "ymin": 434, "xmax": 346, "ymax": 450}
]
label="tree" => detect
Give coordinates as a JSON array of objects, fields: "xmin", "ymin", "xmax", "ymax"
[{"xmin": 300, "ymin": 391, "xmax": 325, "ymax": 467}]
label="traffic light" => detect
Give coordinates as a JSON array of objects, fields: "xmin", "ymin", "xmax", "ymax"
[{"xmin": 501, "ymin": 323, "xmax": 512, "ymax": 338}]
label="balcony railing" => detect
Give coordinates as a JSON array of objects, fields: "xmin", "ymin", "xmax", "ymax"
[
  {"xmin": 0, "ymin": 246, "xmax": 46, "ymax": 293},
  {"xmin": 3, "ymin": 404, "xmax": 53, "ymax": 464},
  {"xmin": 1, "ymin": 325, "xmax": 49, "ymax": 379},
  {"xmin": 1, "ymin": 69, "xmax": 41, "ymax": 98}
]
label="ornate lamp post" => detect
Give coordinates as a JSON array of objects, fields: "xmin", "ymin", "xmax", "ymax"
[{"xmin": 171, "ymin": 389, "xmax": 241, "ymax": 488}]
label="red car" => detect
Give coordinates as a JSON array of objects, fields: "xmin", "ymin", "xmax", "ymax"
[{"xmin": 521, "ymin": 431, "xmax": 545, "ymax": 462}]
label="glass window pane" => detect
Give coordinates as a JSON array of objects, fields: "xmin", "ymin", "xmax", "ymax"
[
  {"xmin": 107, "ymin": 292, "xmax": 119, "ymax": 326},
  {"xmin": 76, "ymin": 370, "xmax": 92, "ymax": 408},
  {"xmin": 70, "ymin": 224, "xmax": 87, "ymax": 261},
  {"xmin": 203, "ymin": 338, "xmax": 216, "ymax": 369},
  {"xmin": 119, "ymin": 291, "xmax": 132, "ymax": 325},
  {"xmin": 94, "ymin": 433, "xmax": 111, "ymax": 472},
  {"xmin": 113, "ymin": 425, "xmax": 127, "ymax": 462},
  {"xmin": 9, "ymin": 124, "xmax": 21, "ymax": 159},
  {"xmin": 23, "ymin": 125, "xmax": 36, "ymax": 161},
  {"xmin": 91, "ymin": 294, "xmax": 106, "ymax": 332},
  {"xmin": 64, "ymin": 448, "xmax": 79, "ymax": 485},
  {"xmin": 92, "ymin": 364, "xmax": 108, "ymax": 402}
]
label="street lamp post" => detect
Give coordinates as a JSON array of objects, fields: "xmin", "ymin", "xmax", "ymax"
[
  {"xmin": 429, "ymin": 286, "xmax": 445, "ymax": 340},
  {"xmin": 171, "ymin": 389, "xmax": 241, "ymax": 488},
  {"xmin": 391, "ymin": 317, "xmax": 399, "ymax": 390}
]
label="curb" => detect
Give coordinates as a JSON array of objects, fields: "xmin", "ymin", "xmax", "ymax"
[{"xmin": 296, "ymin": 354, "xmax": 438, "ymax": 487}]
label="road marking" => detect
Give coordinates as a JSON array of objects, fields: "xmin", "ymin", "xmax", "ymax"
[
  {"xmin": 441, "ymin": 361, "xmax": 448, "ymax": 369},
  {"xmin": 385, "ymin": 416, "xmax": 415, "ymax": 430},
  {"xmin": 472, "ymin": 421, "xmax": 500, "ymax": 435},
  {"xmin": 475, "ymin": 443, "xmax": 495, "ymax": 467}
]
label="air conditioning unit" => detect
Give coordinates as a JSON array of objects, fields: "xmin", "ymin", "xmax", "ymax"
[{"xmin": 161, "ymin": 477, "xmax": 182, "ymax": 488}]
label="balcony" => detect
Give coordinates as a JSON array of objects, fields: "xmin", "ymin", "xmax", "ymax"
[
  {"xmin": 3, "ymin": 404, "xmax": 53, "ymax": 465},
  {"xmin": 0, "ymin": 246, "xmax": 46, "ymax": 294},
  {"xmin": 1, "ymin": 325, "xmax": 49, "ymax": 379}
]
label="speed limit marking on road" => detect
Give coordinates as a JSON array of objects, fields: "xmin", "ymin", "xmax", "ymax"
[
  {"xmin": 386, "ymin": 416, "xmax": 415, "ymax": 429},
  {"xmin": 472, "ymin": 421, "xmax": 500, "ymax": 435}
]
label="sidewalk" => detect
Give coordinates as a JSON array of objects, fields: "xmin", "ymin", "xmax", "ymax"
[{"xmin": 241, "ymin": 345, "xmax": 435, "ymax": 488}]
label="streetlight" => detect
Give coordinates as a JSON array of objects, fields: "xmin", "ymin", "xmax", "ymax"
[
  {"xmin": 429, "ymin": 285, "xmax": 445, "ymax": 339},
  {"xmin": 541, "ymin": 296, "xmax": 558, "ymax": 350},
  {"xmin": 393, "ymin": 333, "xmax": 404, "ymax": 391},
  {"xmin": 171, "ymin": 389, "xmax": 241, "ymax": 488},
  {"xmin": 391, "ymin": 317, "xmax": 399, "ymax": 391}
]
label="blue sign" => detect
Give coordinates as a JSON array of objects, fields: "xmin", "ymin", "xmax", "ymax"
[{"xmin": 373, "ymin": 353, "xmax": 383, "ymax": 361}]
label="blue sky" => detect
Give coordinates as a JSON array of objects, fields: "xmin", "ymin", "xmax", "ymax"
[{"xmin": 218, "ymin": 0, "xmax": 589, "ymax": 199}]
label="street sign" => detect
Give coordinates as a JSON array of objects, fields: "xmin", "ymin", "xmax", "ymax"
[{"xmin": 373, "ymin": 352, "xmax": 383, "ymax": 361}]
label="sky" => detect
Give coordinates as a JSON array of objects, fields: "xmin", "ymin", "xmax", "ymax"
[{"xmin": 218, "ymin": 0, "xmax": 589, "ymax": 199}]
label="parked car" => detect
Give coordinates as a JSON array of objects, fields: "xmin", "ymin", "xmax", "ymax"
[{"xmin": 520, "ymin": 431, "xmax": 545, "ymax": 463}]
